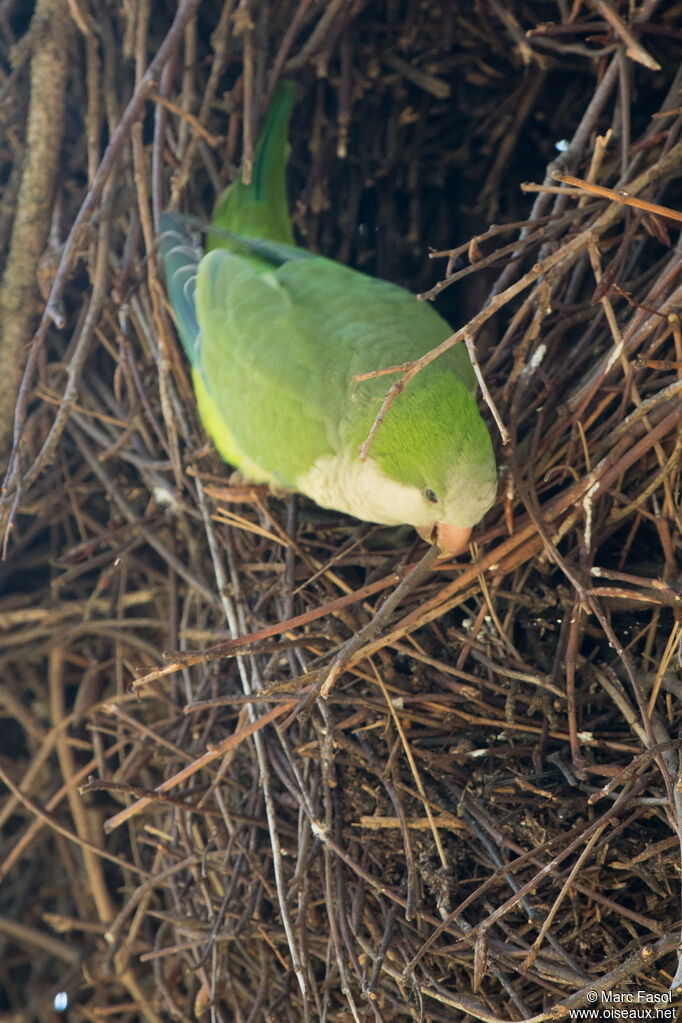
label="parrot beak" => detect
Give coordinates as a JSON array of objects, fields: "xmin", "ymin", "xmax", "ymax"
[
  {"xmin": 416, "ymin": 523, "xmax": 472, "ymax": 556},
  {"xmin": 435, "ymin": 522, "xmax": 472, "ymax": 555}
]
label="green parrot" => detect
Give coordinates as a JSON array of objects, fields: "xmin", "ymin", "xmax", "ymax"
[{"xmin": 160, "ymin": 81, "xmax": 497, "ymax": 553}]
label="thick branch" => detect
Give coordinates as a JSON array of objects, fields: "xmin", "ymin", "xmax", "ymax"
[{"xmin": 0, "ymin": 0, "xmax": 73, "ymax": 460}]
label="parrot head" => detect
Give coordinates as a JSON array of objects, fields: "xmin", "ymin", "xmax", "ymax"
[
  {"xmin": 395, "ymin": 440, "xmax": 498, "ymax": 555},
  {"xmin": 364, "ymin": 365, "xmax": 498, "ymax": 554},
  {"xmin": 298, "ymin": 365, "xmax": 498, "ymax": 555},
  {"xmin": 359, "ymin": 349, "xmax": 498, "ymax": 555},
  {"xmin": 412, "ymin": 466, "xmax": 498, "ymax": 556},
  {"xmin": 369, "ymin": 370, "xmax": 498, "ymax": 554}
]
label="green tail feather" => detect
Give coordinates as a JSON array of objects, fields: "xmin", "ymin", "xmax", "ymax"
[
  {"xmin": 161, "ymin": 83, "xmax": 298, "ymax": 361},
  {"xmin": 208, "ymin": 80, "xmax": 297, "ymax": 248}
]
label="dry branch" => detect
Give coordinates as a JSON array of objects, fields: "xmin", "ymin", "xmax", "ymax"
[{"xmin": 0, "ymin": 0, "xmax": 73, "ymax": 459}]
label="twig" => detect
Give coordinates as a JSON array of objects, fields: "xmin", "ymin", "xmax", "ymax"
[
  {"xmin": 320, "ymin": 543, "xmax": 440, "ymax": 697},
  {"xmin": 554, "ymin": 170, "xmax": 682, "ymax": 223},
  {"xmin": 590, "ymin": 0, "xmax": 661, "ymax": 71},
  {"xmin": 103, "ymin": 700, "xmax": 295, "ymax": 832}
]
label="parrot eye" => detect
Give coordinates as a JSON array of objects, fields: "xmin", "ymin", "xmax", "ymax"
[{"xmin": 424, "ymin": 488, "xmax": 438, "ymax": 504}]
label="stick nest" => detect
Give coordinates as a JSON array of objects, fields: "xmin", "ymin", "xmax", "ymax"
[{"xmin": 1, "ymin": 2, "xmax": 682, "ymax": 1021}]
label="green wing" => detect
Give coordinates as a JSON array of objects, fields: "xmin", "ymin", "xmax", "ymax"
[
  {"xmin": 194, "ymin": 250, "xmax": 336, "ymax": 483},
  {"xmin": 192, "ymin": 242, "xmax": 477, "ymax": 487}
]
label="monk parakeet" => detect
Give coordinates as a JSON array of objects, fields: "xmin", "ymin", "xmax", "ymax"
[{"xmin": 160, "ymin": 81, "xmax": 497, "ymax": 553}]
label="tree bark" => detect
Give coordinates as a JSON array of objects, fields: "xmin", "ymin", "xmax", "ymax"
[{"xmin": 0, "ymin": 0, "xmax": 73, "ymax": 462}]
